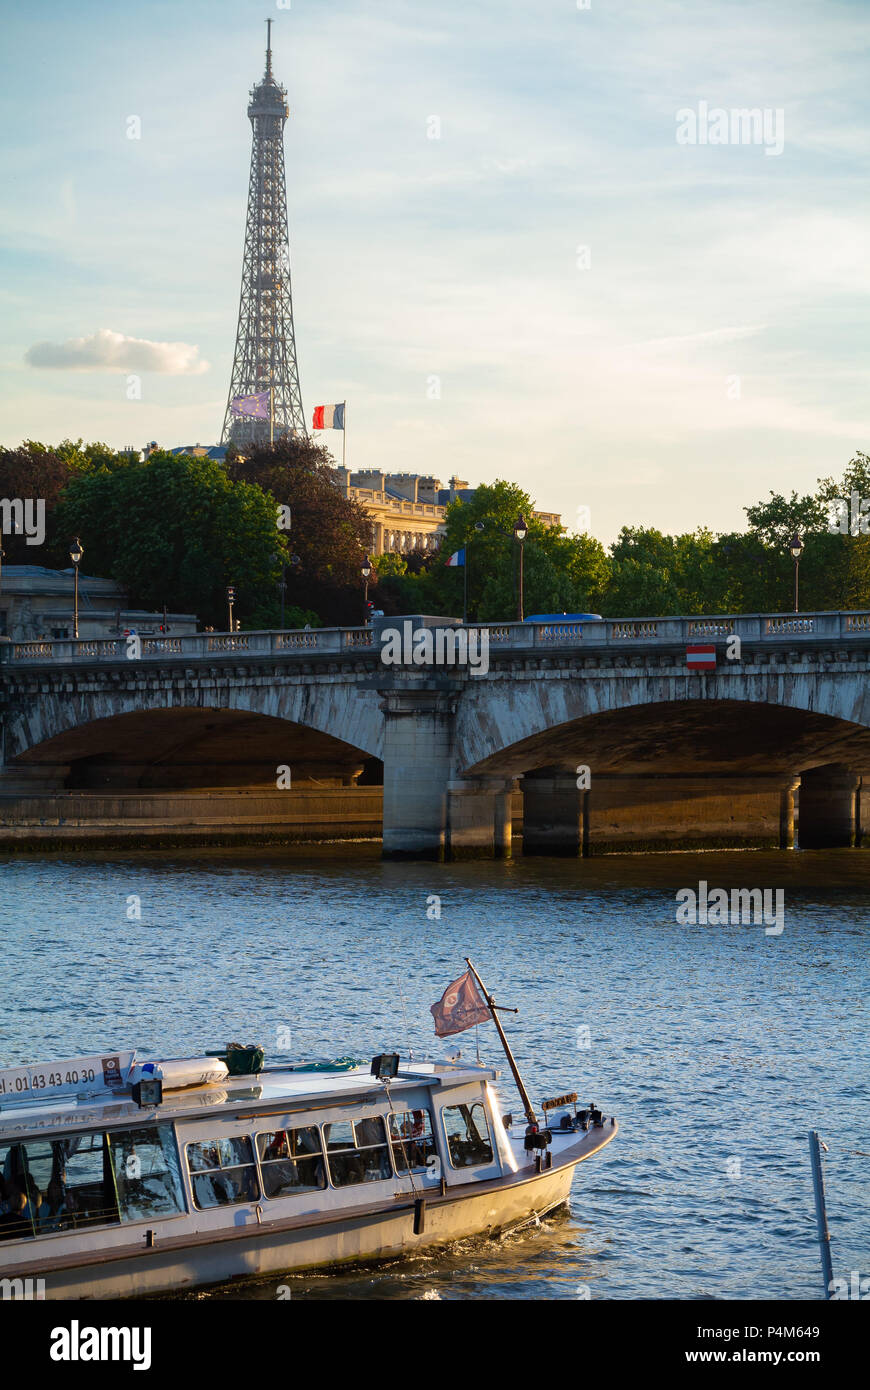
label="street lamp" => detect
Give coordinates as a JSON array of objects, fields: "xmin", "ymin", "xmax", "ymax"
[
  {"xmin": 226, "ymin": 584, "xmax": 236, "ymax": 632},
  {"xmin": 788, "ymin": 533, "xmax": 804, "ymax": 613},
  {"xmin": 513, "ymin": 515, "xmax": 528, "ymax": 622},
  {"xmin": 361, "ymin": 554, "xmax": 372, "ymax": 624},
  {"xmin": 69, "ymin": 537, "xmax": 84, "ymax": 639},
  {"xmin": 462, "ymin": 520, "xmax": 486, "ymax": 624}
]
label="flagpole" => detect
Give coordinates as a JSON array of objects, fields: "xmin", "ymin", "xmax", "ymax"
[
  {"xmin": 270, "ymin": 385, "xmax": 274, "ymax": 446},
  {"xmin": 464, "ymin": 957, "xmax": 538, "ymax": 1126},
  {"xmin": 463, "ymin": 549, "xmax": 468, "ymax": 624},
  {"xmin": 342, "ymin": 400, "xmax": 347, "ymax": 471}
]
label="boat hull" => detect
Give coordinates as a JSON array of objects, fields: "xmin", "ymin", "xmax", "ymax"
[{"xmin": 13, "ymin": 1141, "xmax": 603, "ymax": 1299}]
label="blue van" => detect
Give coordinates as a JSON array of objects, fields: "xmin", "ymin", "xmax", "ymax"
[{"xmin": 523, "ymin": 613, "xmax": 603, "ymax": 623}]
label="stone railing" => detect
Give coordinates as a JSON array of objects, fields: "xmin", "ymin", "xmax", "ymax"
[{"xmin": 2, "ymin": 611, "xmax": 868, "ymax": 667}]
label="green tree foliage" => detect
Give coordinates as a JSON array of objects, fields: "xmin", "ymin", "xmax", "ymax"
[
  {"xmin": 226, "ymin": 436, "xmax": 373, "ymax": 625},
  {"xmin": 423, "ymin": 480, "xmax": 611, "ymax": 621},
  {"xmin": 0, "ymin": 442, "xmax": 74, "ymax": 565},
  {"xmin": 54, "ymin": 451, "xmax": 283, "ymax": 629},
  {"xmin": 596, "ymin": 454, "xmax": 870, "ymax": 616},
  {"xmin": 368, "ymin": 551, "xmax": 436, "ymax": 616},
  {"xmin": 4, "ymin": 435, "xmax": 868, "ymax": 624}
]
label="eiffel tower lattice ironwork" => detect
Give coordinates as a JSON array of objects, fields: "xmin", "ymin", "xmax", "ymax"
[{"xmin": 222, "ymin": 20, "xmax": 307, "ymax": 447}]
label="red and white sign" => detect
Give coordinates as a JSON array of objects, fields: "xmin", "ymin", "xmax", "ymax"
[{"xmin": 686, "ymin": 645, "xmax": 716, "ymax": 671}]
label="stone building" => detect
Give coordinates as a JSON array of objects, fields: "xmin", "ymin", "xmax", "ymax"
[
  {"xmin": 335, "ymin": 469, "xmax": 562, "ymax": 556},
  {"xmin": 159, "ymin": 441, "xmax": 563, "ymax": 558},
  {"xmin": 0, "ymin": 567, "xmax": 197, "ymax": 642}
]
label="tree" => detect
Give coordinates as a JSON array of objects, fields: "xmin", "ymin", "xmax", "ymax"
[
  {"xmin": 426, "ymin": 479, "xmax": 610, "ymax": 621},
  {"xmin": 54, "ymin": 451, "xmax": 284, "ymax": 629},
  {"xmin": 0, "ymin": 442, "xmax": 74, "ymax": 566},
  {"xmin": 225, "ymin": 435, "xmax": 374, "ymax": 625},
  {"xmin": 368, "ymin": 551, "xmax": 436, "ymax": 616}
]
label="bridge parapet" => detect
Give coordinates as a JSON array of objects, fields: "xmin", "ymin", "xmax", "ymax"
[
  {"xmin": 0, "ymin": 627, "xmax": 375, "ymax": 666},
  {"xmin": 0, "ymin": 611, "xmax": 867, "ymax": 667}
]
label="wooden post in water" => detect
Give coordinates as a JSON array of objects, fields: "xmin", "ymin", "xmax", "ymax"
[
  {"xmin": 464, "ymin": 956, "xmax": 538, "ymax": 1127},
  {"xmin": 808, "ymin": 1130, "xmax": 834, "ymax": 1298}
]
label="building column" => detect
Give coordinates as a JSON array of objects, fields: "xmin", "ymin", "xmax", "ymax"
[
  {"xmin": 521, "ymin": 767, "xmax": 587, "ymax": 856},
  {"xmin": 446, "ymin": 776, "xmax": 514, "ymax": 860},
  {"xmin": 798, "ymin": 763, "xmax": 861, "ymax": 848},
  {"xmin": 379, "ymin": 687, "xmax": 457, "ymax": 859}
]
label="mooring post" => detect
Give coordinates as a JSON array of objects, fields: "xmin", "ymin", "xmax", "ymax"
[{"xmin": 808, "ymin": 1130, "xmax": 834, "ymax": 1298}]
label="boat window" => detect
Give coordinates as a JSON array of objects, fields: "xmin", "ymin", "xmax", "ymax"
[
  {"xmin": 186, "ymin": 1135, "xmax": 260, "ymax": 1209},
  {"xmin": 442, "ymin": 1103, "xmax": 494, "ymax": 1168},
  {"xmin": 256, "ymin": 1128, "xmax": 326, "ymax": 1198},
  {"xmin": 0, "ymin": 1133, "xmax": 121, "ymax": 1238},
  {"xmin": 387, "ymin": 1109, "xmax": 437, "ymax": 1174},
  {"xmin": 0, "ymin": 1126, "xmax": 186, "ymax": 1239},
  {"xmin": 109, "ymin": 1126, "xmax": 186, "ymax": 1223},
  {"xmin": 323, "ymin": 1115, "xmax": 393, "ymax": 1188}
]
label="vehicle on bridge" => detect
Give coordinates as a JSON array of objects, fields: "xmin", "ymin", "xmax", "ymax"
[{"xmin": 523, "ymin": 612, "xmax": 603, "ymax": 622}]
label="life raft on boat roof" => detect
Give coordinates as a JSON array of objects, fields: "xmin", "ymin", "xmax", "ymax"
[{"xmin": 128, "ymin": 1057, "xmax": 230, "ymax": 1090}]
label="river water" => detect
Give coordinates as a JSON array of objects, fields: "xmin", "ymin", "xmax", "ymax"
[{"xmin": 1, "ymin": 845, "xmax": 867, "ymax": 1301}]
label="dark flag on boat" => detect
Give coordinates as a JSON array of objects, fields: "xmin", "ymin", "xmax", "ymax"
[{"xmin": 431, "ymin": 969, "xmax": 490, "ymax": 1037}]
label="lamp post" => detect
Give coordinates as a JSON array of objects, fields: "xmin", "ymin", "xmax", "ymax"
[
  {"xmin": 226, "ymin": 584, "xmax": 236, "ymax": 632},
  {"xmin": 463, "ymin": 520, "xmax": 486, "ymax": 623},
  {"xmin": 277, "ymin": 560, "xmax": 287, "ymax": 628},
  {"xmin": 513, "ymin": 514, "xmax": 528, "ymax": 622},
  {"xmin": 69, "ymin": 537, "xmax": 83, "ymax": 640},
  {"xmin": 788, "ymin": 533, "xmax": 804, "ymax": 613},
  {"xmin": 361, "ymin": 554, "xmax": 372, "ymax": 624}
]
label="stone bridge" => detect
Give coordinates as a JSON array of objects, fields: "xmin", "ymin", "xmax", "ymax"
[{"xmin": 1, "ymin": 611, "xmax": 869, "ymax": 855}]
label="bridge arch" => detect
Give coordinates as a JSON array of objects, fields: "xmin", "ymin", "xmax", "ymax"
[
  {"xmin": 455, "ymin": 672, "xmax": 870, "ymax": 777},
  {"xmin": 3, "ymin": 681, "xmax": 383, "ymax": 789}
]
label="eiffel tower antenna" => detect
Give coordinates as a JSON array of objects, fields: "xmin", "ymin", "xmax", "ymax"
[{"xmin": 222, "ymin": 22, "xmax": 307, "ymax": 447}]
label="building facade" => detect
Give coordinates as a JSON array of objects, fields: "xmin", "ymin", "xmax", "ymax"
[
  {"xmin": 157, "ymin": 442, "xmax": 563, "ymax": 558},
  {"xmin": 335, "ymin": 469, "xmax": 562, "ymax": 556},
  {"xmin": 0, "ymin": 567, "xmax": 197, "ymax": 642}
]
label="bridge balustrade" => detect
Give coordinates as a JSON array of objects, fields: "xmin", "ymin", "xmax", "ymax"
[{"xmin": 1, "ymin": 610, "xmax": 868, "ymax": 666}]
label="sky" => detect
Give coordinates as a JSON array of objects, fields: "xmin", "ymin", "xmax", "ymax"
[{"xmin": 0, "ymin": 0, "xmax": 868, "ymax": 544}]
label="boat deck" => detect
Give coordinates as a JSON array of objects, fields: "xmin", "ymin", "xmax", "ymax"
[{"xmin": 0, "ymin": 1058, "xmax": 499, "ymax": 1140}]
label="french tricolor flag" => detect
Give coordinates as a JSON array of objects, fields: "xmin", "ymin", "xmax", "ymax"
[
  {"xmin": 686, "ymin": 645, "xmax": 716, "ymax": 671},
  {"xmin": 445, "ymin": 549, "xmax": 465, "ymax": 567},
  {"xmin": 312, "ymin": 403, "xmax": 345, "ymax": 430}
]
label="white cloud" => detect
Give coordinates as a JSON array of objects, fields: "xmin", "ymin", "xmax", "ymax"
[{"xmin": 25, "ymin": 328, "xmax": 209, "ymax": 375}]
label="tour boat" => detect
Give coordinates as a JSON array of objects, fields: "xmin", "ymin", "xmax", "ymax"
[{"xmin": 0, "ymin": 961, "xmax": 617, "ymax": 1298}]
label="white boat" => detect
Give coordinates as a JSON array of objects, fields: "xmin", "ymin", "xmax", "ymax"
[{"xmin": 0, "ymin": 964, "xmax": 617, "ymax": 1299}]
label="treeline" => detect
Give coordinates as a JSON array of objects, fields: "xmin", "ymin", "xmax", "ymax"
[
  {"xmin": 1, "ymin": 440, "xmax": 867, "ymax": 626},
  {"xmin": 0, "ymin": 437, "xmax": 373, "ymax": 629},
  {"xmin": 375, "ymin": 456, "xmax": 870, "ymax": 620}
]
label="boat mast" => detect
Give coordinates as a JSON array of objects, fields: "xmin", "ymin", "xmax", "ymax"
[{"xmin": 464, "ymin": 956, "xmax": 538, "ymax": 1127}]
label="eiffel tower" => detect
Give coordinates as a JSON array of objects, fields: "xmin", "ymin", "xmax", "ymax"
[{"xmin": 222, "ymin": 21, "xmax": 307, "ymax": 447}]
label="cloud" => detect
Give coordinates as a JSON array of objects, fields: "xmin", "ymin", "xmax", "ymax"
[
  {"xmin": 25, "ymin": 328, "xmax": 209, "ymax": 374},
  {"xmin": 623, "ymin": 325, "xmax": 766, "ymax": 354}
]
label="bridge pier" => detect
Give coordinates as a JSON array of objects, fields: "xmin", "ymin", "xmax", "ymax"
[
  {"xmin": 798, "ymin": 764, "xmax": 861, "ymax": 848},
  {"xmin": 521, "ymin": 768, "xmax": 588, "ymax": 856},
  {"xmin": 519, "ymin": 768, "xmax": 801, "ymax": 855},
  {"xmin": 446, "ymin": 776, "xmax": 514, "ymax": 859},
  {"xmin": 379, "ymin": 688, "xmax": 455, "ymax": 859}
]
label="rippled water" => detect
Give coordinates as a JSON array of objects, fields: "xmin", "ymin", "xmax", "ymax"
[{"xmin": 1, "ymin": 846, "xmax": 867, "ymax": 1300}]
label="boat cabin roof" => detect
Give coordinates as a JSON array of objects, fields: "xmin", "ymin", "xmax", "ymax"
[{"xmin": 0, "ymin": 1057, "xmax": 500, "ymax": 1143}]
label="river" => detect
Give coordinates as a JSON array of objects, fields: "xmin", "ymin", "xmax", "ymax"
[{"xmin": 1, "ymin": 845, "xmax": 867, "ymax": 1300}]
